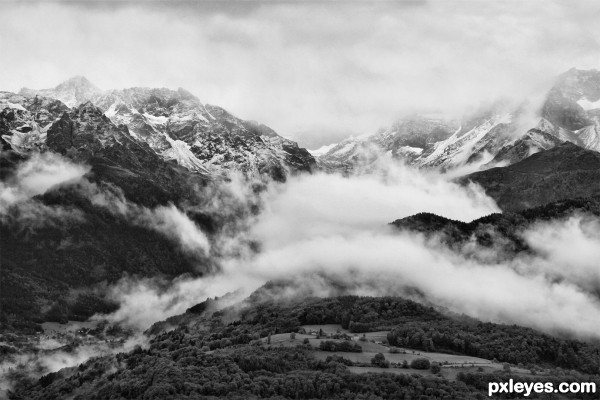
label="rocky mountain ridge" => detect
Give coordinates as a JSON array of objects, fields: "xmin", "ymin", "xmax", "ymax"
[
  {"xmin": 9, "ymin": 78, "xmax": 316, "ymax": 181},
  {"xmin": 317, "ymin": 68, "xmax": 600, "ymax": 174}
]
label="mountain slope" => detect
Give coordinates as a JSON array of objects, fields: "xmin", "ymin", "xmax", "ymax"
[
  {"xmin": 0, "ymin": 100, "xmax": 218, "ymax": 329},
  {"xmin": 459, "ymin": 142, "xmax": 600, "ymax": 212},
  {"xmin": 0, "ymin": 77, "xmax": 317, "ymax": 332},
  {"xmin": 45, "ymin": 101, "xmax": 208, "ymax": 207}
]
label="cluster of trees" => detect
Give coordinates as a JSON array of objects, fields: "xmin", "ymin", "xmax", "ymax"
[
  {"xmin": 292, "ymin": 295, "xmax": 441, "ymax": 332},
  {"xmin": 11, "ymin": 345, "xmax": 484, "ymax": 399},
  {"xmin": 410, "ymin": 358, "xmax": 431, "ymax": 370},
  {"xmin": 371, "ymin": 353, "xmax": 389, "ymax": 368},
  {"xmin": 319, "ymin": 341, "xmax": 362, "ymax": 353}
]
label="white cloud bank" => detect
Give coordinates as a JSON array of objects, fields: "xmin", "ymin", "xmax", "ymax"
[{"xmin": 100, "ymin": 161, "xmax": 600, "ymax": 341}]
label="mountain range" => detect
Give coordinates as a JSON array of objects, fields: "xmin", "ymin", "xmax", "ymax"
[
  {"xmin": 9, "ymin": 76, "xmax": 316, "ymax": 182},
  {"xmin": 316, "ymin": 68, "xmax": 600, "ymax": 174},
  {"xmin": 2, "ymin": 70, "xmax": 600, "ymax": 331},
  {"xmin": 5, "ymin": 68, "xmax": 600, "ymax": 183}
]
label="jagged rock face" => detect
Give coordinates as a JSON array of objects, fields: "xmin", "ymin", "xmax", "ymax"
[
  {"xmin": 0, "ymin": 92, "xmax": 69, "ymax": 153},
  {"xmin": 0, "ymin": 96, "xmax": 207, "ymax": 206},
  {"xmin": 47, "ymin": 102, "xmax": 130, "ymax": 156},
  {"xmin": 8, "ymin": 79, "xmax": 316, "ymax": 181},
  {"xmin": 317, "ymin": 68, "xmax": 600, "ymax": 174},
  {"xmin": 42, "ymin": 102, "xmax": 206, "ymax": 207},
  {"xmin": 93, "ymin": 87, "xmax": 315, "ymax": 180}
]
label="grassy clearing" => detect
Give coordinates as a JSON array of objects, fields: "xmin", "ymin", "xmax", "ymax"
[
  {"xmin": 260, "ymin": 325, "xmax": 549, "ymax": 381},
  {"xmin": 347, "ymin": 366, "xmax": 432, "ymax": 376}
]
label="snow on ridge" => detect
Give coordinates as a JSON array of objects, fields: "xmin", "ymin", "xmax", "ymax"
[
  {"xmin": 143, "ymin": 113, "xmax": 169, "ymax": 125},
  {"xmin": 309, "ymin": 143, "xmax": 336, "ymax": 157},
  {"xmin": 419, "ymin": 113, "xmax": 512, "ymax": 167},
  {"xmin": 577, "ymin": 97, "xmax": 600, "ymax": 111},
  {"xmin": 1, "ymin": 101, "xmax": 27, "ymax": 111},
  {"xmin": 398, "ymin": 146, "xmax": 423, "ymax": 155}
]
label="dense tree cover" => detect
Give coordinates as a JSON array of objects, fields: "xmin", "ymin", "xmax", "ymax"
[
  {"xmin": 14, "ymin": 333, "xmax": 600, "ymax": 400},
  {"xmin": 13, "ymin": 344, "xmax": 491, "ymax": 400},
  {"xmin": 11, "ymin": 294, "xmax": 600, "ymax": 399},
  {"xmin": 458, "ymin": 142, "xmax": 600, "ymax": 212},
  {"xmin": 0, "ymin": 185, "xmax": 211, "ymax": 331},
  {"xmin": 291, "ymin": 294, "xmax": 442, "ymax": 332}
]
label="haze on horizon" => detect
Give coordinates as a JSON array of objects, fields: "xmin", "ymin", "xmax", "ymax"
[{"xmin": 0, "ymin": 0, "xmax": 599, "ymax": 148}]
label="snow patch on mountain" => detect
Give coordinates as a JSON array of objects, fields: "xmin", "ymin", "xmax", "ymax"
[
  {"xmin": 399, "ymin": 146, "xmax": 423, "ymax": 155},
  {"xmin": 162, "ymin": 137, "xmax": 210, "ymax": 174},
  {"xmin": 577, "ymin": 98, "xmax": 600, "ymax": 111},
  {"xmin": 2, "ymin": 101, "xmax": 27, "ymax": 111},
  {"xmin": 143, "ymin": 113, "xmax": 169, "ymax": 125},
  {"xmin": 308, "ymin": 143, "xmax": 336, "ymax": 157},
  {"xmin": 577, "ymin": 118, "xmax": 600, "ymax": 151},
  {"xmin": 2, "ymin": 123, "xmax": 48, "ymax": 154}
]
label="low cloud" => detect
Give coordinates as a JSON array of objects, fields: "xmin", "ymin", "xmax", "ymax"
[
  {"xmin": 520, "ymin": 216, "xmax": 600, "ymax": 294},
  {"xmin": 0, "ymin": 153, "xmax": 89, "ymax": 228},
  {"xmin": 142, "ymin": 205, "xmax": 211, "ymax": 255},
  {"xmin": 6, "ymin": 153, "xmax": 600, "ymax": 363},
  {"xmin": 0, "ymin": 331, "xmax": 147, "ymax": 398},
  {"xmin": 251, "ymin": 160, "xmax": 498, "ymax": 248},
  {"xmin": 1, "ymin": 154, "xmax": 212, "ymax": 257},
  {"xmin": 99, "ymin": 161, "xmax": 600, "ymax": 341},
  {"xmin": 97, "ymin": 275, "xmax": 256, "ymax": 330},
  {"xmin": 97, "ymin": 161, "xmax": 498, "ymax": 329},
  {"xmin": 0, "ymin": 152, "xmax": 89, "ymax": 212}
]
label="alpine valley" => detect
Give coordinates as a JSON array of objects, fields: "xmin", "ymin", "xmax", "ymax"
[{"xmin": 2, "ymin": 69, "xmax": 600, "ymax": 400}]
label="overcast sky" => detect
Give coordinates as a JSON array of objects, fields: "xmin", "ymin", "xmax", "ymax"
[{"xmin": 1, "ymin": 0, "xmax": 599, "ymax": 148}]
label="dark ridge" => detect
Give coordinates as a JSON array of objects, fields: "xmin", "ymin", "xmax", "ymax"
[
  {"xmin": 458, "ymin": 142, "xmax": 600, "ymax": 212},
  {"xmin": 390, "ymin": 195, "xmax": 600, "ymax": 255}
]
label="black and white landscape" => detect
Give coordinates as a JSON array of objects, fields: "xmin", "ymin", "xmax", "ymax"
[{"xmin": 1, "ymin": 1, "xmax": 600, "ymax": 399}]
